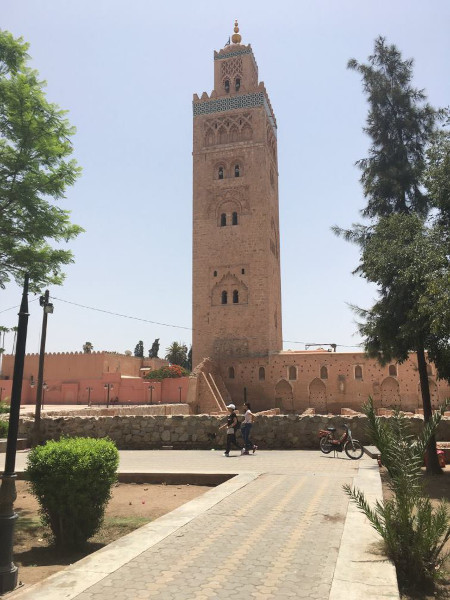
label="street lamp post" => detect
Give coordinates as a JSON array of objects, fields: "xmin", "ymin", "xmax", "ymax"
[
  {"xmin": 178, "ymin": 386, "xmax": 182, "ymax": 403},
  {"xmin": 86, "ymin": 386, "xmax": 93, "ymax": 407},
  {"xmin": 0, "ymin": 274, "xmax": 30, "ymax": 594},
  {"xmin": 104, "ymin": 384, "xmax": 113, "ymax": 408},
  {"xmin": 42, "ymin": 383, "xmax": 48, "ymax": 410},
  {"xmin": 33, "ymin": 290, "xmax": 53, "ymax": 445},
  {"xmin": 148, "ymin": 385, "xmax": 154, "ymax": 405}
]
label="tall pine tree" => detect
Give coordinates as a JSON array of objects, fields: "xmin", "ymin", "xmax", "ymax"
[{"xmin": 335, "ymin": 37, "xmax": 448, "ymax": 474}]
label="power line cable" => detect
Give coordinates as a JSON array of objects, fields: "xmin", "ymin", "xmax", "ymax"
[
  {"xmin": 50, "ymin": 296, "xmax": 193, "ymax": 331},
  {"xmin": 0, "ymin": 297, "xmax": 40, "ymax": 314}
]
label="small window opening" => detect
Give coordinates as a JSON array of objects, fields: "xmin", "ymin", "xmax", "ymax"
[
  {"xmin": 218, "ymin": 167, "xmax": 224, "ymax": 180},
  {"xmin": 234, "ymin": 164, "xmax": 240, "ymax": 177},
  {"xmin": 220, "ymin": 213, "xmax": 226, "ymax": 227},
  {"xmin": 235, "ymin": 78, "xmax": 241, "ymax": 91},
  {"xmin": 320, "ymin": 366, "xmax": 328, "ymax": 380},
  {"xmin": 221, "ymin": 291, "xmax": 228, "ymax": 304},
  {"xmin": 288, "ymin": 366, "xmax": 297, "ymax": 381},
  {"xmin": 355, "ymin": 365, "xmax": 363, "ymax": 380},
  {"xmin": 388, "ymin": 364, "xmax": 397, "ymax": 377},
  {"xmin": 232, "ymin": 212, "xmax": 238, "ymax": 225},
  {"xmin": 228, "ymin": 366, "xmax": 235, "ymax": 379},
  {"xmin": 213, "ymin": 270, "xmax": 217, "ymax": 277},
  {"xmin": 241, "ymin": 268, "xmax": 245, "ymax": 275},
  {"xmin": 259, "ymin": 366, "xmax": 265, "ymax": 381},
  {"xmin": 426, "ymin": 364, "xmax": 433, "ymax": 375},
  {"xmin": 224, "ymin": 79, "xmax": 230, "ymax": 93},
  {"xmin": 233, "ymin": 290, "xmax": 239, "ymax": 304}
]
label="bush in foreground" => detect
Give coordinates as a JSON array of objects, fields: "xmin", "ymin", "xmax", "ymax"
[
  {"xmin": 26, "ymin": 437, "xmax": 119, "ymax": 549},
  {"xmin": 0, "ymin": 401, "xmax": 10, "ymax": 414},
  {"xmin": 0, "ymin": 418, "xmax": 8, "ymax": 437},
  {"xmin": 344, "ymin": 398, "xmax": 450, "ymax": 592}
]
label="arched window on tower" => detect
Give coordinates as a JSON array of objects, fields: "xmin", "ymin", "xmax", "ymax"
[
  {"xmin": 389, "ymin": 364, "xmax": 397, "ymax": 377},
  {"xmin": 224, "ymin": 79, "xmax": 230, "ymax": 93},
  {"xmin": 221, "ymin": 291, "xmax": 228, "ymax": 305},
  {"xmin": 288, "ymin": 366, "xmax": 297, "ymax": 381},
  {"xmin": 320, "ymin": 366, "xmax": 328, "ymax": 380},
  {"xmin": 232, "ymin": 212, "xmax": 238, "ymax": 225},
  {"xmin": 233, "ymin": 290, "xmax": 239, "ymax": 304},
  {"xmin": 234, "ymin": 164, "xmax": 240, "ymax": 177},
  {"xmin": 218, "ymin": 166, "xmax": 224, "ymax": 180},
  {"xmin": 228, "ymin": 366, "xmax": 235, "ymax": 379},
  {"xmin": 355, "ymin": 365, "xmax": 363, "ymax": 380},
  {"xmin": 220, "ymin": 213, "xmax": 226, "ymax": 227},
  {"xmin": 427, "ymin": 364, "xmax": 433, "ymax": 375},
  {"xmin": 235, "ymin": 77, "xmax": 241, "ymax": 91},
  {"xmin": 259, "ymin": 367, "xmax": 265, "ymax": 381}
]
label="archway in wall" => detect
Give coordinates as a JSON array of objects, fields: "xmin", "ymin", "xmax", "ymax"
[
  {"xmin": 380, "ymin": 377, "xmax": 400, "ymax": 408},
  {"xmin": 274, "ymin": 379, "xmax": 294, "ymax": 413},
  {"xmin": 309, "ymin": 378, "xmax": 327, "ymax": 414},
  {"xmin": 418, "ymin": 379, "xmax": 439, "ymax": 410}
]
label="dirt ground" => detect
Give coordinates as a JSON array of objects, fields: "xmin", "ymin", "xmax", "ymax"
[
  {"xmin": 11, "ymin": 480, "xmax": 210, "ymax": 589},
  {"xmin": 380, "ymin": 466, "xmax": 450, "ymax": 600}
]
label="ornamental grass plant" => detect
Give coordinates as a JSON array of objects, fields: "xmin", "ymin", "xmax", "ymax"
[
  {"xmin": 344, "ymin": 397, "xmax": 450, "ymax": 592},
  {"xmin": 26, "ymin": 437, "xmax": 119, "ymax": 550}
]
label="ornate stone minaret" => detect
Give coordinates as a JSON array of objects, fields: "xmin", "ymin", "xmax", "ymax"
[{"xmin": 192, "ymin": 22, "xmax": 282, "ymax": 368}]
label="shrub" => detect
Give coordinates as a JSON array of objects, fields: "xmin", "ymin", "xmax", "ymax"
[
  {"xmin": 0, "ymin": 401, "xmax": 10, "ymax": 414},
  {"xmin": 344, "ymin": 397, "xmax": 450, "ymax": 592},
  {"xmin": 0, "ymin": 418, "xmax": 8, "ymax": 437},
  {"xmin": 145, "ymin": 364, "xmax": 189, "ymax": 381},
  {"xmin": 26, "ymin": 437, "xmax": 119, "ymax": 549}
]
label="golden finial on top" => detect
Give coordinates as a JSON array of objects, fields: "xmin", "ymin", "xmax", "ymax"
[{"xmin": 231, "ymin": 19, "xmax": 242, "ymax": 44}]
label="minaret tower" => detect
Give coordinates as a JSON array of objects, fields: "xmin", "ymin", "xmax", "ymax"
[{"xmin": 192, "ymin": 22, "xmax": 282, "ymax": 367}]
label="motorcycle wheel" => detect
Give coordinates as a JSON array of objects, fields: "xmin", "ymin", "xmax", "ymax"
[
  {"xmin": 320, "ymin": 436, "xmax": 333, "ymax": 454},
  {"xmin": 344, "ymin": 439, "xmax": 364, "ymax": 460}
]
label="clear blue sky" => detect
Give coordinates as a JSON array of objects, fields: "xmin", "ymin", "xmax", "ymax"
[{"xmin": 1, "ymin": 0, "xmax": 449, "ymax": 359}]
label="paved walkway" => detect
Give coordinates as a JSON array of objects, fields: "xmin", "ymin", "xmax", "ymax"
[{"xmin": 7, "ymin": 451, "xmax": 399, "ymax": 600}]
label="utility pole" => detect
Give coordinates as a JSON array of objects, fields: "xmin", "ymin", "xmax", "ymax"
[{"xmin": 32, "ymin": 291, "xmax": 53, "ymax": 445}]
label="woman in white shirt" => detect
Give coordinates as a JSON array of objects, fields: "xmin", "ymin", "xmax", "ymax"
[{"xmin": 240, "ymin": 402, "xmax": 257, "ymax": 455}]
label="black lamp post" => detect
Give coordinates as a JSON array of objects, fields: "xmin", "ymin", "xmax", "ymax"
[
  {"xmin": 104, "ymin": 383, "xmax": 113, "ymax": 408},
  {"xmin": 148, "ymin": 385, "xmax": 154, "ymax": 405},
  {"xmin": 0, "ymin": 274, "xmax": 29, "ymax": 594},
  {"xmin": 178, "ymin": 386, "xmax": 182, "ymax": 403},
  {"xmin": 86, "ymin": 386, "xmax": 93, "ymax": 407}
]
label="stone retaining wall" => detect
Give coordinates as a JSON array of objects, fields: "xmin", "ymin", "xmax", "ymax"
[
  {"xmin": 17, "ymin": 413, "xmax": 450, "ymax": 450},
  {"xmin": 41, "ymin": 404, "xmax": 190, "ymax": 418}
]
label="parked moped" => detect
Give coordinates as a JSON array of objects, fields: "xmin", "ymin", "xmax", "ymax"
[{"xmin": 318, "ymin": 423, "xmax": 364, "ymax": 459}]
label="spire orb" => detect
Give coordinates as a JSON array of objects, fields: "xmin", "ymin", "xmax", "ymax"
[{"xmin": 231, "ymin": 19, "xmax": 242, "ymax": 44}]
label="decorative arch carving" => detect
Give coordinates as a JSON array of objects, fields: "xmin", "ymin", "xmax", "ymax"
[
  {"xmin": 211, "ymin": 272, "xmax": 248, "ymax": 306},
  {"xmin": 309, "ymin": 378, "xmax": 327, "ymax": 413},
  {"xmin": 418, "ymin": 378, "xmax": 439, "ymax": 409},
  {"xmin": 380, "ymin": 377, "xmax": 400, "ymax": 407},
  {"xmin": 274, "ymin": 379, "xmax": 294, "ymax": 413},
  {"xmin": 221, "ymin": 57, "xmax": 243, "ymax": 83},
  {"xmin": 203, "ymin": 113, "xmax": 253, "ymax": 146},
  {"xmin": 207, "ymin": 185, "xmax": 250, "ymax": 220}
]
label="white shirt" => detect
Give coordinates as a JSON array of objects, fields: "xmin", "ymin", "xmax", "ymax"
[{"xmin": 244, "ymin": 409, "xmax": 253, "ymax": 423}]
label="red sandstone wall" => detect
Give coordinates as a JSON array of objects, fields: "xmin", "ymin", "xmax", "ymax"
[{"xmin": 219, "ymin": 351, "xmax": 450, "ymax": 414}]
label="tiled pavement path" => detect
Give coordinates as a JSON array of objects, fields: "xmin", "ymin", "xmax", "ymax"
[{"xmin": 8, "ymin": 451, "xmax": 399, "ymax": 600}]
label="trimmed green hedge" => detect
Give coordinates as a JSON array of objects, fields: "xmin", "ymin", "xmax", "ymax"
[
  {"xmin": 0, "ymin": 401, "xmax": 10, "ymax": 414},
  {"xmin": 26, "ymin": 437, "xmax": 119, "ymax": 549},
  {"xmin": 0, "ymin": 419, "xmax": 8, "ymax": 437}
]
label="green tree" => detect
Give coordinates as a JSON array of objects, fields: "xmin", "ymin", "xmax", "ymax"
[
  {"xmin": 82, "ymin": 341, "xmax": 93, "ymax": 354},
  {"xmin": 134, "ymin": 340, "xmax": 144, "ymax": 358},
  {"xmin": 334, "ymin": 37, "xmax": 448, "ymax": 474},
  {"xmin": 0, "ymin": 30, "xmax": 83, "ymax": 290},
  {"xmin": 165, "ymin": 342, "xmax": 188, "ymax": 367}
]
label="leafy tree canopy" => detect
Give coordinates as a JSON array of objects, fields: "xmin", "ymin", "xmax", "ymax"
[
  {"xmin": 0, "ymin": 30, "xmax": 83, "ymax": 291},
  {"xmin": 165, "ymin": 342, "xmax": 188, "ymax": 367}
]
